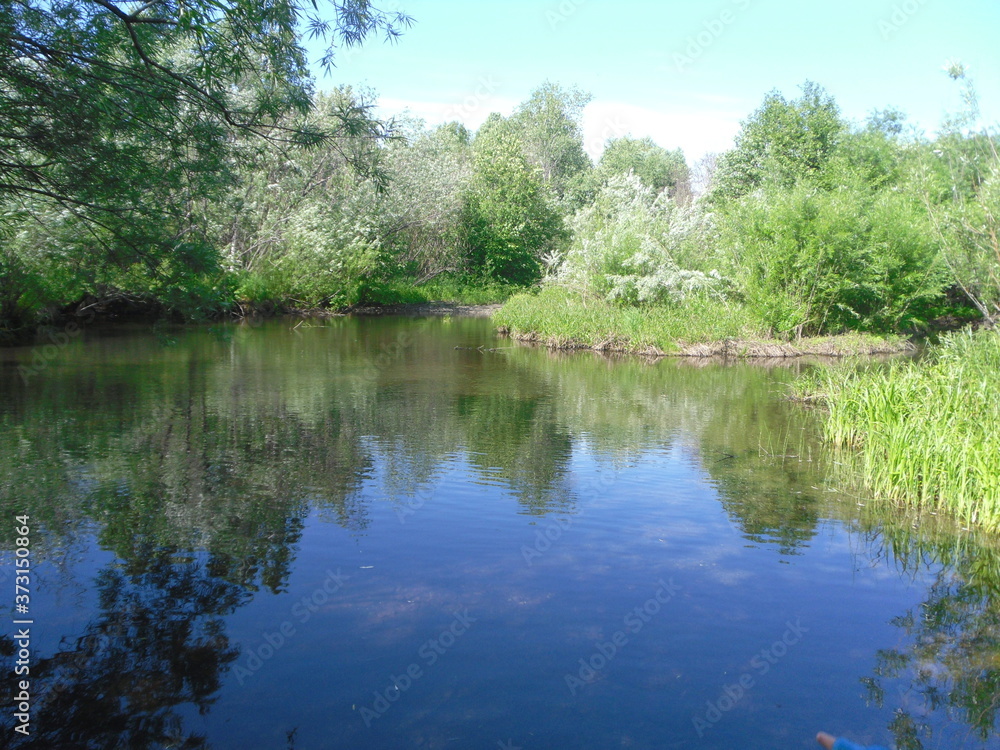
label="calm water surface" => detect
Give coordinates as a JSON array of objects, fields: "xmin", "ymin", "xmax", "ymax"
[{"xmin": 1, "ymin": 317, "xmax": 998, "ymax": 750}]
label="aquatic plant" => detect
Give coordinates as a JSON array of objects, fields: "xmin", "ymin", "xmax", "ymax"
[{"xmin": 802, "ymin": 328, "xmax": 1000, "ymax": 531}]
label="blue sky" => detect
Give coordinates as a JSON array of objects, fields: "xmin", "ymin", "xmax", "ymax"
[{"xmin": 307, "ymin": 0, "xmax": 1000, "ymax": 161}]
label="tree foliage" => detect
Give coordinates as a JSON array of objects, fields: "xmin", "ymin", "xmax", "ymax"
[
  {"xmin": 0, "ymin": 0, "xmax": 409, "ymax": 324},
  {"xmin": 1, "ymin": 25, "xmax": 996, "ymax": 343},
  {"xmin": 375, "ymin": 120, "xmax": 474, "ymax": 280},
  {"xmin": 720, "ymin": 180, "xmax": 944, "ymax": 335},
  {"xmin": 551, "ymin": 174, "xmax": 716, "ymax": 305},
  {"xmin": 920, "ymin": 64, "xmax": 1000, "ymax": 321},
  {"xmin": 5, "ymin": 0, "xmax": 409, "ymax": 196},
  {"xmin": 206, "ymin": 87, "xmax": 391, "ymax": 308},
  {"xmin": 509, "ymin": 81, "xmax": 593, "ymax": 200},
  {"xmin": 705, "ymin": 81, "xmax": 959, "ymax": 335},
  {"xmin": 712, "ymin": 81, "xmax": 843, "ymax": 202},
  {"xmin": 597, "ymin": 136, "xmax": 690, "ymax": 198},
  {"xmin": 463, "ymin": 122, "xmax": 565, "ymax": 285}
]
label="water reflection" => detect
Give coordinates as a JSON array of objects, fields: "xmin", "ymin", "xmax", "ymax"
[
  {"xmin": 3, "ymin": 549, "xmax": 244, "ymax": 749},
  {"xmin": 859, "ymin": 523, "xmax": 1000, "ymax": 749},
  {"xmin": 0, "ymin": 318, "xmax": 997, "ymax": 748},
  {"xmin": 0, "ymin": 318, "xmax": 839, "ymax": 546}
]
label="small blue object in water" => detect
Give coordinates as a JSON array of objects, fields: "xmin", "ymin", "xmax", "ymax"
[{"xmin": 834, "ymin": 739, "xmax": 889, "ymax": 750}]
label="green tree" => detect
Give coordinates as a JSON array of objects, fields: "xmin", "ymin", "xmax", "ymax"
[
  {"xmin": 208, "ymin": 86, "xmax": 390, "ymax": 308},
  {"xmin": 0, "ymin": 0, "xmax": 411, "ymax": 209},
  {"xmin": 553, "ymin": 174, "xmax": 716, "ymax": 305},
  {"xmin": 825, "ymin": 117, "xmax": 910, "ymax": 192},
  {"xmin": 709, "ymin": 82, "xmax": 950, "ymax": 335},
  {"xmin": 597, "ymin": 136, "xmax": 690, "ymax": 198},
  {"xmin": 712, "ymin": 81, "xmax": 844, "ymax": 202},
  {"xmin": 0, "ymin": 0, "xmax": 410, "ymax": 327},
  {"xmin": 719, "ymin": 179, "xmax": 944, "ymax": 335},
  {"xmin": 921, "ymin": 63, "xmax": 1000, "ymax": 322},
  {"xmin": 374, "ymin": 120, "xmax": 474, "ymax": 281},
  {"xmin": 463, "ymin": 122, "xmax": 565, "ymax": 284},
  {"xmin": 509, "ymin": 82, "xmax": 593, "ymax": 199}
]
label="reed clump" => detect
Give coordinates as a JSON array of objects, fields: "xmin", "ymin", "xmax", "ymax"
[{"xmin": 802, "ymin": 328, "xmax": 1000, "ymax": 531}]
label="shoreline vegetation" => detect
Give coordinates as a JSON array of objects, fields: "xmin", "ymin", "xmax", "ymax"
[
  {"xmin": 0, "ymin": 276, "xmax": 514, "ymax": 345},
  {"xmin": 795, "ymin": 328, "xmax": 1000, "ymax": 533},
  {"xmin": 493, "ymin": 287, "xmax": 915, "ymax": 358},
  {"xmin": 497, "ymin": 329, "xmax": 914, "ymax": 358},
  {"xmin": 6, "ymin": 72, "xmax": 995, "ymax": 350}
]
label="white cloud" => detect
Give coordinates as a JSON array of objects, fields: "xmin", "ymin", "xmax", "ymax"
[
  {"xmin": 581, "ymin": 100, "xmax": 744, "ymax": 162},
  {"xmin": 373, "ymin": 96, "xmax": 744, "ymax": 164}
]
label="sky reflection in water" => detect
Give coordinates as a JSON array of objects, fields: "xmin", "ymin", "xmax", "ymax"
[{"xmin": 1, "ymin": 317, "xmax": 998, "ymax": 750}]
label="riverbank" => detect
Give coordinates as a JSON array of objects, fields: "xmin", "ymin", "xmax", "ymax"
[
  {"xmin": 346, "ymin": 302, "xmax": 502, "ymax": 317},
  {"xmin": 494, "ymin": 288, "xmax": 912, "ymax": 358},
  {"xmin": 0, "ymin": 290, "xmax": 507, "ymax": 347},
  {"xmin": 499, "ymin": 330, "xmax": 913, "ymax": 358},
  {"xmin": 0, "ymin": 271, "xmax": 521, "ymax": 346}
]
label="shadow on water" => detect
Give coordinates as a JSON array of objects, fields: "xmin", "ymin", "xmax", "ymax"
[{"xmin": 0, "ymin": 317, "xmax": 996, "ymax": 748}]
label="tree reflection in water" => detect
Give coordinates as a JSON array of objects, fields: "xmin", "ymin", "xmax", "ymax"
[
  {"xmin": 861, "ymin": 526, "xmax": 1000, "ymax": 749},
  {"xmin": 2, "ymin": 546, "xmax": 247, "ymax": 749},
  {"xmin": 3, "ymin": 320, "xmax": 1000, "ymax": 747}
]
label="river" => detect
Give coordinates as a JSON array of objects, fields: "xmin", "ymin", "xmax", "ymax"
[{"xmin": 1, "ymin": 316, "xmax": 997, "ymax": 749}]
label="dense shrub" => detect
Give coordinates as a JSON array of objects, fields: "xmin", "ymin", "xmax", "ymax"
[
  {"xmin": 551, "ymin": 175, "xmax": 718, "ymax": 305},
  {"xmin": 462, "ymin": 125, "xmax": 566, "ymax": 285},
  {"xmin": 719, "ymin": 180, "xmax": 946, "ymax": 335}
]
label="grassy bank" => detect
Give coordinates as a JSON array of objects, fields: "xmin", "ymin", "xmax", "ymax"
[
  {"xmin": 354, "ymin": 275, "xmax": 521, "ymax": 307},
  {"xmin": 494, "ymin": 287, "xmax": 909, "ymax": 357},
  {"xmin": 798, "ymin": 328, "xmax": 1000, "ymax": 532}
]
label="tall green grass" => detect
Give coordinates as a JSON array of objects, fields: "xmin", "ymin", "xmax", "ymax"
[
  {"xmin": 357, "ymin": 275, "xmax": 521, "ymax": 306},
  {"xmin": 801, "ymin": 328, "xmax": 1000, "ymax": 531},
  {"xmin": 494, "ymin": 287, "xmax": 768, "ymax": 352},
  {"xmin": 494, "ymin": 286, "xmax": 905, "ymax": 355}
]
